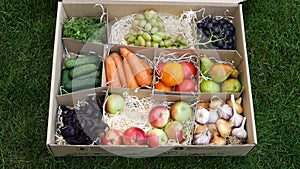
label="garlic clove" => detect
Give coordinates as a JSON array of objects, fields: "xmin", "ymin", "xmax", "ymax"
[
  {"xmin": 216, "ymin": 119, "xmax": 233, "ymax": 138},
  {"xmin": 195, "ymin": 107, "xmax": 210, "ymax": 124},
  {"xmin": 226, "ymin": 98, "xmax": 243, "ymax": 114},
  {"xmin": 197, "ymin": 102, "xmax": 209, "ymax": 109},
  {"xmin": 209, "ymin": 99, "xmax": 223, "ymax": 109},
  {"xmin": 208, "ymin": 109, "xmax": 220, "ymax": 123},
  {"xmin": 232, "ymin": 117, "xmax": 247, "ymax": 139},
  {"xmin": 217, "ymin": 104, "xmax": 233, "ymax": 120}
]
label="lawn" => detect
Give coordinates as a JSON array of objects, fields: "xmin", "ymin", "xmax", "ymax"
[{"xmin": 0, "ymin": 0, "xmax": 299, "ymax": 168}]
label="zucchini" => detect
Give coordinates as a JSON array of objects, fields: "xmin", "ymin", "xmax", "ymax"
[
  {"xmin": 69, "ymin": 64, "xmax": 98, "ymax": 79},
  {"xmin": 64, "ymin": 56, "xmax": 100, "ymax": 69},
  {"xmin": 74, "ymin": 71, "xmax": 101, "ymax": 80},
  {"xmin": 61, "ymin": 69, "xmax": 71, "ymax": 86},
  {"xmin": 64, "ymin": 77, "xmax": 101, "ymax": 92}
]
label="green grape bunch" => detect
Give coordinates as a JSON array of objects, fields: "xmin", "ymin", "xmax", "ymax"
[{"xmin": 125, "ymin": 9, "xmax": 188, "ymax": 49}]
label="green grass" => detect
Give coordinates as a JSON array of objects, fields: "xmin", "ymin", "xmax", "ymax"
[{"xmin": 0, "ymin": 0, "xmax": 299, "ymax": 168}]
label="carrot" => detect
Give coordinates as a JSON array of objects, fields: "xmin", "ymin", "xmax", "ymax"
[
  {"xmin": 123, "ymin": 58, "xmax": 139, "ymax": 88},
  {"xmin": 120, "ymin": 47, "xmax": 153, "ymax": 87},
  {"xmin": 139, "ymin": 59, "xmax": 153, "ymax": 75},
  {"xmin": 104, "ymin": 55, "xmax": 122, "ymax": 88},
  {"xmin": 110, "ymin": 52, "xmax": 127, "ymax": 87}
]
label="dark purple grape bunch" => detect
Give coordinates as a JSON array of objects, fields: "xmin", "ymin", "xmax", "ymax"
[{"xmin": 196, "ymin": 16, "xmax": 236, "ymax": 50}]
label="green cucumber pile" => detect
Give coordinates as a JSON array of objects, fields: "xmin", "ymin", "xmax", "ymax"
[{"xmin": 61, "ymin": 55, "xmax": 102, "ymax": 92}]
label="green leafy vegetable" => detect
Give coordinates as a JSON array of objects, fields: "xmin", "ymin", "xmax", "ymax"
[{"xmin": 63, "ymin": 17, "xmax": 107, "ymax": 43}]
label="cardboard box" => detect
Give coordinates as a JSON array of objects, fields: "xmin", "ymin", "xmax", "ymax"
[{"xmin": 47, "ymin": 0, "xmax": 257, "ymax": 156}]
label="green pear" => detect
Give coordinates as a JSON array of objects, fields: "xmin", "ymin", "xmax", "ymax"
[
  {"xmin": 231, "ymin": 68, "xmax": 240, "ymax": 78},
  {"xmin": 200, "ymin": 55, "xmax": 214, "ymax": 76},
  {"xmin": 200, "ymin": 79, "xmax": 220, "ymax": 92},
  {"xmin": 209, "ymin": 64, "xmax": 234, "ymax": 83},
  {"xmin": 221, "ymin": 78, "xmax": 242, "ymax": 92}
]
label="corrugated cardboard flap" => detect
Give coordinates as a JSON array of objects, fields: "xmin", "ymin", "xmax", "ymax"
[{"xmin": 62, "ymin": 0, "xmax": 245, "ymax": 6}]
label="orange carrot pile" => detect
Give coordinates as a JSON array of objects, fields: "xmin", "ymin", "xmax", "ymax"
[{"xmin": 104, "ymin": 48, "xmax": 153, "ymax": 88}]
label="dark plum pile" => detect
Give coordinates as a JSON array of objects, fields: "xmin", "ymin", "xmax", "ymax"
[{"xmin": 196, "ymin": 16, "xmax": 236, "ymax": 50}]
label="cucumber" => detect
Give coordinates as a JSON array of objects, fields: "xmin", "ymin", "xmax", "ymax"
[
  {"xmin": 61, "ymin": 69, "xmax": 71, "ymax": 86},
  {"xmin": 74, "ymin": 71, "xmax": 101, "ymax": 80},
  {"xmin": 64, "ymin": 77, "xmax": 101, "ymax": 92},
  {"xmin": 69, "ymin": 63, "xmax": 98, "ymax": 79},
  {"xmin": 64, "ymin": 56, "xmax": 100, "ymax": 69}
]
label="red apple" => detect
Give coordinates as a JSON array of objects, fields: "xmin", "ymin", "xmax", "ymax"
[
  {"xmin": 170, "ymin": 101, "xmax": 193, "ymax": 122},
  {"xmin": 164, "ymin": 121, "xmax": 184, "ymax": 142},
  {"xmin": 123, "ymin": 127, "xmax": 147, "ymax": 145},
  {"xmin": 155, "ymin": 63, "xmax": 165, "ymax": 78},
  {"xmin": 181, "ymin": 62, "xmax": 196, "ymax": 79},
  {"xmin": 147, "ymin": 128, "xmax": 168, "ymax": 148},
  {"xmin": 101, "ymin": 129, "xmax": 123, "ymax": 145},
  {"xmin": 175, "ymin": 79, "xmax": 196, "ymax": 92},
  {"xmin": 148, "ymin": 106, "xmax": 170, "ymax": 128}
]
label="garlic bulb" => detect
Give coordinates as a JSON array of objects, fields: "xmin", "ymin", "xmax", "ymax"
[
  {"xmin": 195, "ymin": 108, "xmax": 210, "ymax": 124},
  {"xmin": 217, "ymin": 104, "xmax": 233, "ymax": 120},
  {"xmin": 193, "ymin": 127, "xmax": 211, "ymax": 145},
  {"xmin": 209, "ymin": 99, "xmax": 223, "ymax": 109},
  {"xmin": 232, "ymin": 117, "xmax": 247, "ymax": 139},
  {"xmin": 216, "ymin": 119, "xmax": 233, "ymax": 138},
  {"xmin": 229, "ymin": 94, "xmax": 244, "ymax": 127},
  {"xmin": 208, "ymin": 109, "xmax": 220, "ymax": 123}
]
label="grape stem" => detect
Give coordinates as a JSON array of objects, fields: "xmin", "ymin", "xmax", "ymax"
[
  {"xmin": 128, "ymin": 21, "xmax": 152, "ymax": 35},
  {"xmin": 191, "ymin": 29, "xmax": 226, "ymax": 48}
]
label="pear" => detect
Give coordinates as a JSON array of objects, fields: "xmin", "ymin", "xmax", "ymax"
[
  {"xmin": 200, "ymin": 79, "xmax": 220, "ymax": 93},
  {"xmin": 200, "ymin": 55, "xmax": 214, "ymax": 76},
  {"xmin": 231, "ymin": 68, "xmax": 240, "ymax": 78},
  {"xmin": 209, "ymin": 64, "xmax": 234, "ymax": 83},
  {"xmin": 221, "ymin": 78, "xmax": 242, "ymax": 93}
]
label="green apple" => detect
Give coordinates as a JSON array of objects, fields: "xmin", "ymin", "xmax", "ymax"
[
  {"xmin": 105, "ymin": 94, "xmax": 125, "ymax": 114},
  {"xmin": 170, "ymin": 101, "xmax": 192, "ymax": 122},
  {"xmin": 147, "ymin": 128, "xmax": 168, "ymax": 148},
  {"xmin": 221, "ymin": 78, "xmax": 242, "ymax": 92},
  {"xmin": 164, "ymin": 121, "xmax": 184, "ymax": 142},
  {"xmin": 200, "ymin": 79, "xmax": 220, "ymax": 92}
]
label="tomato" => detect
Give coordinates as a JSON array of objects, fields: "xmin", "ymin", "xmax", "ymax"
[
  {"xmin": 181, "ymin": 62, "xmax": 196, "ymax": 79},
  {"xmin": 175, "ymin": 79, "xmax": 196, "ymax": 92},
  {"xmin": 161, "ymin": 62, "xmax": 184, "ymax": 86},
  {"xmin": 154, "ymin": 81, "xmax": 173, "ymax": 92}
]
